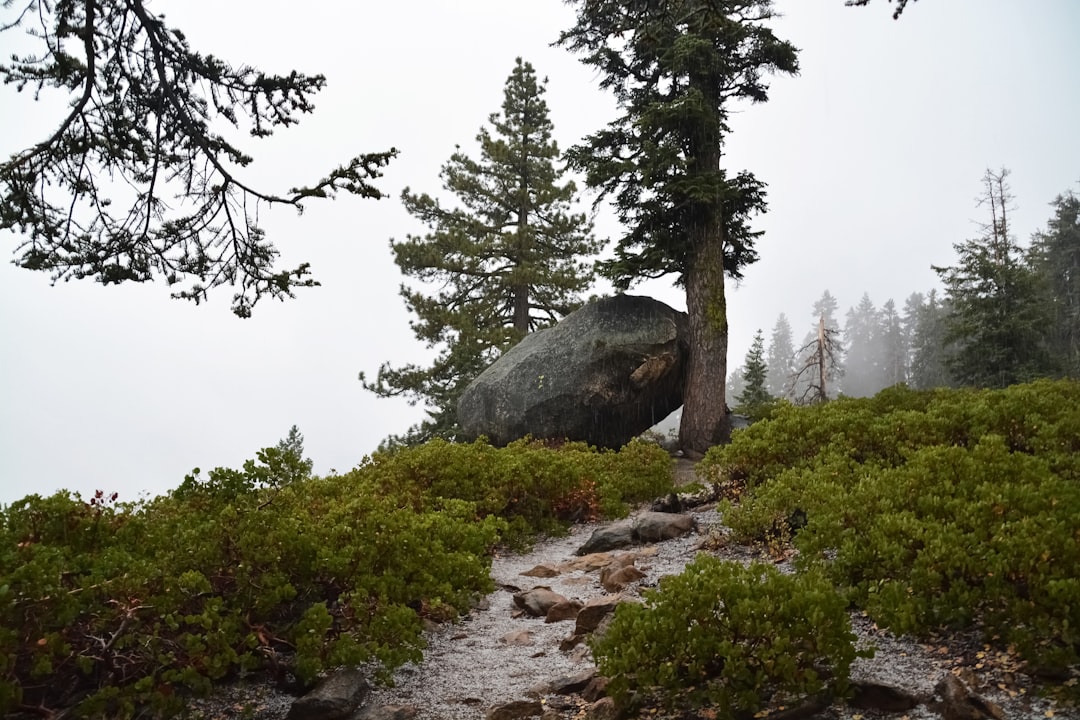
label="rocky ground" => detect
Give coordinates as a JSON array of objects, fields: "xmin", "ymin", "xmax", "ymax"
[{"xmin": 184, "ymin": 461, "xmax": 1077, "ymax": 720}]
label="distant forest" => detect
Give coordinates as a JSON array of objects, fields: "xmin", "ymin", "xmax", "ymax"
[{"xmin": 729, "ymin": 170, "xmax": 1080, "ymax": 407}]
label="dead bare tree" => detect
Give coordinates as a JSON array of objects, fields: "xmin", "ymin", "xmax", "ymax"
[{"xmin": 789, "ymin": 315, "xmax": 844, "ymax": 404}]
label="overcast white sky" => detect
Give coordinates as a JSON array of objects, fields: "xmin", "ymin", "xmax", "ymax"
[{"xmin": 1, "ymin": 0, "xmax": 1078, "ymax": 505}]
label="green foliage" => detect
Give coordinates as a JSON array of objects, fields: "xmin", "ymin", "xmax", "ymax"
[
  {"xmin": 592, "ymin": 556, "xmax": 865, "ymax": 716},
  {"xmin": 0, "ymin": 0, "xmax": 395, "ymax": 316},
  {"xmin": 711, "ymin": 380, "xmax": 1080, "ymax": 688},
  {"xmin": 735, "ymin": 329, "xmax": 773, "ymax": 419},
  {"xmin": 557, "ymin": 0, "xmax": 798, "ymax": 454},
  {"xmin": 1029, "ymin": 189, "xmax": 1080, "ymax": 377},
  {"xmin": 0, "ymin": 436, "xmax": 671, "ymax": 717},
  {"xmin": 934, "ymin": 169, "xmax": 1056, "ymax": 387},
  {"xmin": 358, "ymin": 437, "xmax": 673, "ymax": 541},
  {"xmin": 361, "ymin": 58, "xmax": 599, "ymax": 445}
]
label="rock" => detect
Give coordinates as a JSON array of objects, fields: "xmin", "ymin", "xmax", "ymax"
[
  {"xmin": 286, "ymin": 668, "xmax": 369, "ymax": 720},
  {"xmin": 458, "ymin": 295, "xmax": 689, "ymax": 448},
  {"xmin": 575, "ymin": 522, "xmax": 636, "ymax": 555},
  {"xmin": 932, "ymin": 674, "xmax": 1005, "ymax": 720},
  {"xmin": 547, "ymin": 668, "xmax": 597, "ymax": 695},
  {"xmin": 599, "ymin": 564, "xmax": 646, "ymax": 592},
  {"xmin": 501, "ymin": 630, "xmax": 535, "ymax": 646},
  {"xmin": 486, "ymin": 699, "xmax": 544, "ymax": 720},
  {"xmin": 559, "ymin": 634, "xmax": 586, "ymax": 652},
  {"xmin": 575, "ymin": 512, "xmax": 695, "ymax": 555},
  {"xmin": 575, "ymin": 595, "xmax": 622, "ymax": 635},
  {"xmin": 513, "ymin": 587, "xmax": 569, "ymax": 617},
  {"xmin": 849, "ymin": 680, "xmax": 921, "ymax": 712},
  {"xmin": 584, "ymin": 696, "xmax": 618, "ymax": 719},
  {"xmin": 520, "ymin": 564, "xmax": 561, "ymax": 578},
  {"xmin": 582, "ymin": 676, "xmax": 610, "ymax": 702},
  {"xmin": 633, "ymin": 511, "xmax": 696, "ymax": 543},
  {"xmin": 545, "ymin": 599, "xmax": 583, "ymax": 623},
  {"xmin": 355, "ymin": 706, "xmax": 419, "ymax": 720}
]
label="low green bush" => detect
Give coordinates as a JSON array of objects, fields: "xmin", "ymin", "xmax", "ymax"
[
  {"xmin": 592, "ymin": 556, "xmax": 865, "ymax": 716},
  {"xmin": 714, "ymin": 380, "xmax": 1080, "ymax": 688},
  {"xmin": 0, "ymin": 437, "xmax": 673, "ymax": 718}
]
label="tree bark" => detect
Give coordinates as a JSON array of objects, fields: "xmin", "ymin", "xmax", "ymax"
[
  {"xmin": 678, "ymin": 66, "xmax": 730, "ymax": 458},
  {"xmin": 680, "ymin": 222, "xmax": 731, "ymax": 457}
]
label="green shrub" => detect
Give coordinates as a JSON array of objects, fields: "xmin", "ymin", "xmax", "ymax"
[
  {"xmin": 0, "ymin": 436, "xmax": 673, "ymax": 718},
  {"xmin": 358, "ymin": 436, "xmax": 673, "ymax": 537},
  {"xmin": 717, "ymin": 380, "xmax": 1080, "ymax": 688},
  {"xmin": 591, "ymin": 556, "xmax": 865, "ymax": 716}
]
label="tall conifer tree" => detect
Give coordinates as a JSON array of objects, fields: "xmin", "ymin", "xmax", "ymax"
[
  {"xmin": 736, "ymin": 329, "xmax": 772, "ymax": 416},
  {"xmin": 558, "ymin": 0, "xmax": 798, "ymax": 456},
  {"xmin": 766, "ymin": 313, "xmax": 796, "ymax": 398},
  {"xmin": 843, "ymin": 292, "xmax": 880, "ymax": 397},
  {"xmin": 934, "ymin": 169, "xmax": 1054, "ymax": 387},
  {"xmin": 1029, "ymin": 190, "xmax": 1080, "ymax": 377},
  {"xmin": 361, "ymin": 59, "xmax": 600, "ymax": 445}
]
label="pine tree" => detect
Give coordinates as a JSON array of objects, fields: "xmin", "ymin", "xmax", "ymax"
[
  {"xmin": 558, "ymin": 0, "xmax": 798, "ymax": 456},
  {"xmin": 361, "ymin": 59, "xmax": 600, "ymax": 446},
  {"xmin": 842, "ymin": 292, "xmax": 880, "ymax": 397},
  {"xmin": 766, "ymin": 313, "xmax": 796, "ymax": 399},
  {"xmin": 908, "ymin": 289, "xmax": 954, "ymax": 389},
  {"xmin": 934, "ymin": 169, "xmax": 1054, "ymax": 387},
  {"xmin": 0, "ymin": 0, "xmax": 395, "ymax": 316},
  {"xmin": 1029, "ymin": 190, "xmax": 1080, "ymax": 377},
  {"xmin": 877, "ymin": 298, "xmax": 907, "ymax": 387},
  {"xmin": 736, "ymin": 329, "xmax": 772, "ymax": 417},
  {"xmin": 846, "ymin": 0, "xmax": 917, "ymax": 20}
]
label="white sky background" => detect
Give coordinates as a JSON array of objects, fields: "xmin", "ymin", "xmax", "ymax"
[{"xmin": 1, "ymin": 0, "xmax": 1077, "ymax": 505}]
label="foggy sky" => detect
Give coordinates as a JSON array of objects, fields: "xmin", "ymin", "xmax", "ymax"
[{"xmin": 1, "ymin": 0, "xmax": 1078, "ymax": 504}]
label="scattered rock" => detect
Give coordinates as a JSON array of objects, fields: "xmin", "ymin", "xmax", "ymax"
[
  {"xmin": 486, "ymin": 699, "xmax": 545, "ymax": 720},
  {"xmin": 599, "ymin": 563, "xmax": 646, "ymax": 592},
  {"xmin": 849, "ymin": 680, "xmax": 922, "ymax": 712},
  {"xmin": 354, "ymin": 705, "xmax": 418, "ymax": 720},
  {"xmin": 575, "ymin": 512, "xmax": 695, "ymax": 555},
  {"xmin": 501, "ymin": 630, "xmax": 535, "ymax": 646},
  {"xmin": 521, "ymin": 564, "xmax": 561, "ymax": 578},
  {"xmin": 633, "ymin": 511, "xmax": 696, "ymax": 543},
  {"xmin": 932, "ymin": 674, "xmax": 1005, "ymax": 720},
  {"xmin": 581, "ymin": 676, "xmax": 610, "ymax": 702},
  {"xmin": 286, "ymin": 668, "xmax": 369, "ymax": 720},
  {"xmin": 575, "ymin": 595, "xmax": 622, "ymax": 635},
  {"xmin": 545, "ymin": 599, "xmax": 583, "ymax": 623},
  {"xmin": 547, "ymin": 668, "xmax": 597, "ymax": 695},
  {"xmin": 574, "ymin": 523, "xmax": 636, "ymax": 555},
  {"xmin": 513, "ymin": 587, "xmax": 569, "ymax": 618},
  {"xmin": 584, "ymin": 696, "xmax": 618, "ymax": 719}
]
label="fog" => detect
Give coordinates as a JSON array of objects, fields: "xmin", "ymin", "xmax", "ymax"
[{"xmin": 1, "ymin": 0, "xmax": 1077, "ymax": 504}]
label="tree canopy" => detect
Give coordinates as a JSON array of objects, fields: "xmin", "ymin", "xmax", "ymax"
[
  {"xmin": 558, "ymin": 0, "xmax": 798, "ymax": 455},
  {"xmin": 361, "ymin": 58, "xmax": 599, "ymax": 446},
  {"xmin": 933, "ymin": 169, "xmax": 1055, "ymax": 387},
  {"xmin": 0, "ymin": 0, "xmax": 395, "ymax": 316},
  {"xmin": 845, "ymin": 0, "xmax": 917, "ymax": 20}
]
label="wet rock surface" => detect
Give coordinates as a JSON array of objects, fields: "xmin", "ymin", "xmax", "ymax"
[{"xmin": 457, "ymin": 295, "xmax": 689, "ymax": 449}]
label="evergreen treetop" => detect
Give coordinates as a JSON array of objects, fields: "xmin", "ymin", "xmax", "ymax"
[{"xmin": 361, "ymin": 58, "xmax": 599, "ymax": 446}]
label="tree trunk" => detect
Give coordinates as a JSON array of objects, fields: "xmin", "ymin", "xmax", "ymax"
[
  {"xmin": 678, "ymin": 70, "xmax": 729, "ymax": 458},
  {"xmin": 680, "ymin": 224, "xmax": 731, "ymax": 457}
]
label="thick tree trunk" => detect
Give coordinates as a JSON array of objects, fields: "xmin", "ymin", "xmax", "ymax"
[{"xmin": 679, "ymin": 224, "xmax": 731, "ymax": 457}]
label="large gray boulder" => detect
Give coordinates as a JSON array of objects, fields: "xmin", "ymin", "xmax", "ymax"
[{"xmin": 458, "ymin": 295, "xmax": 688, "ymax": 448}]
